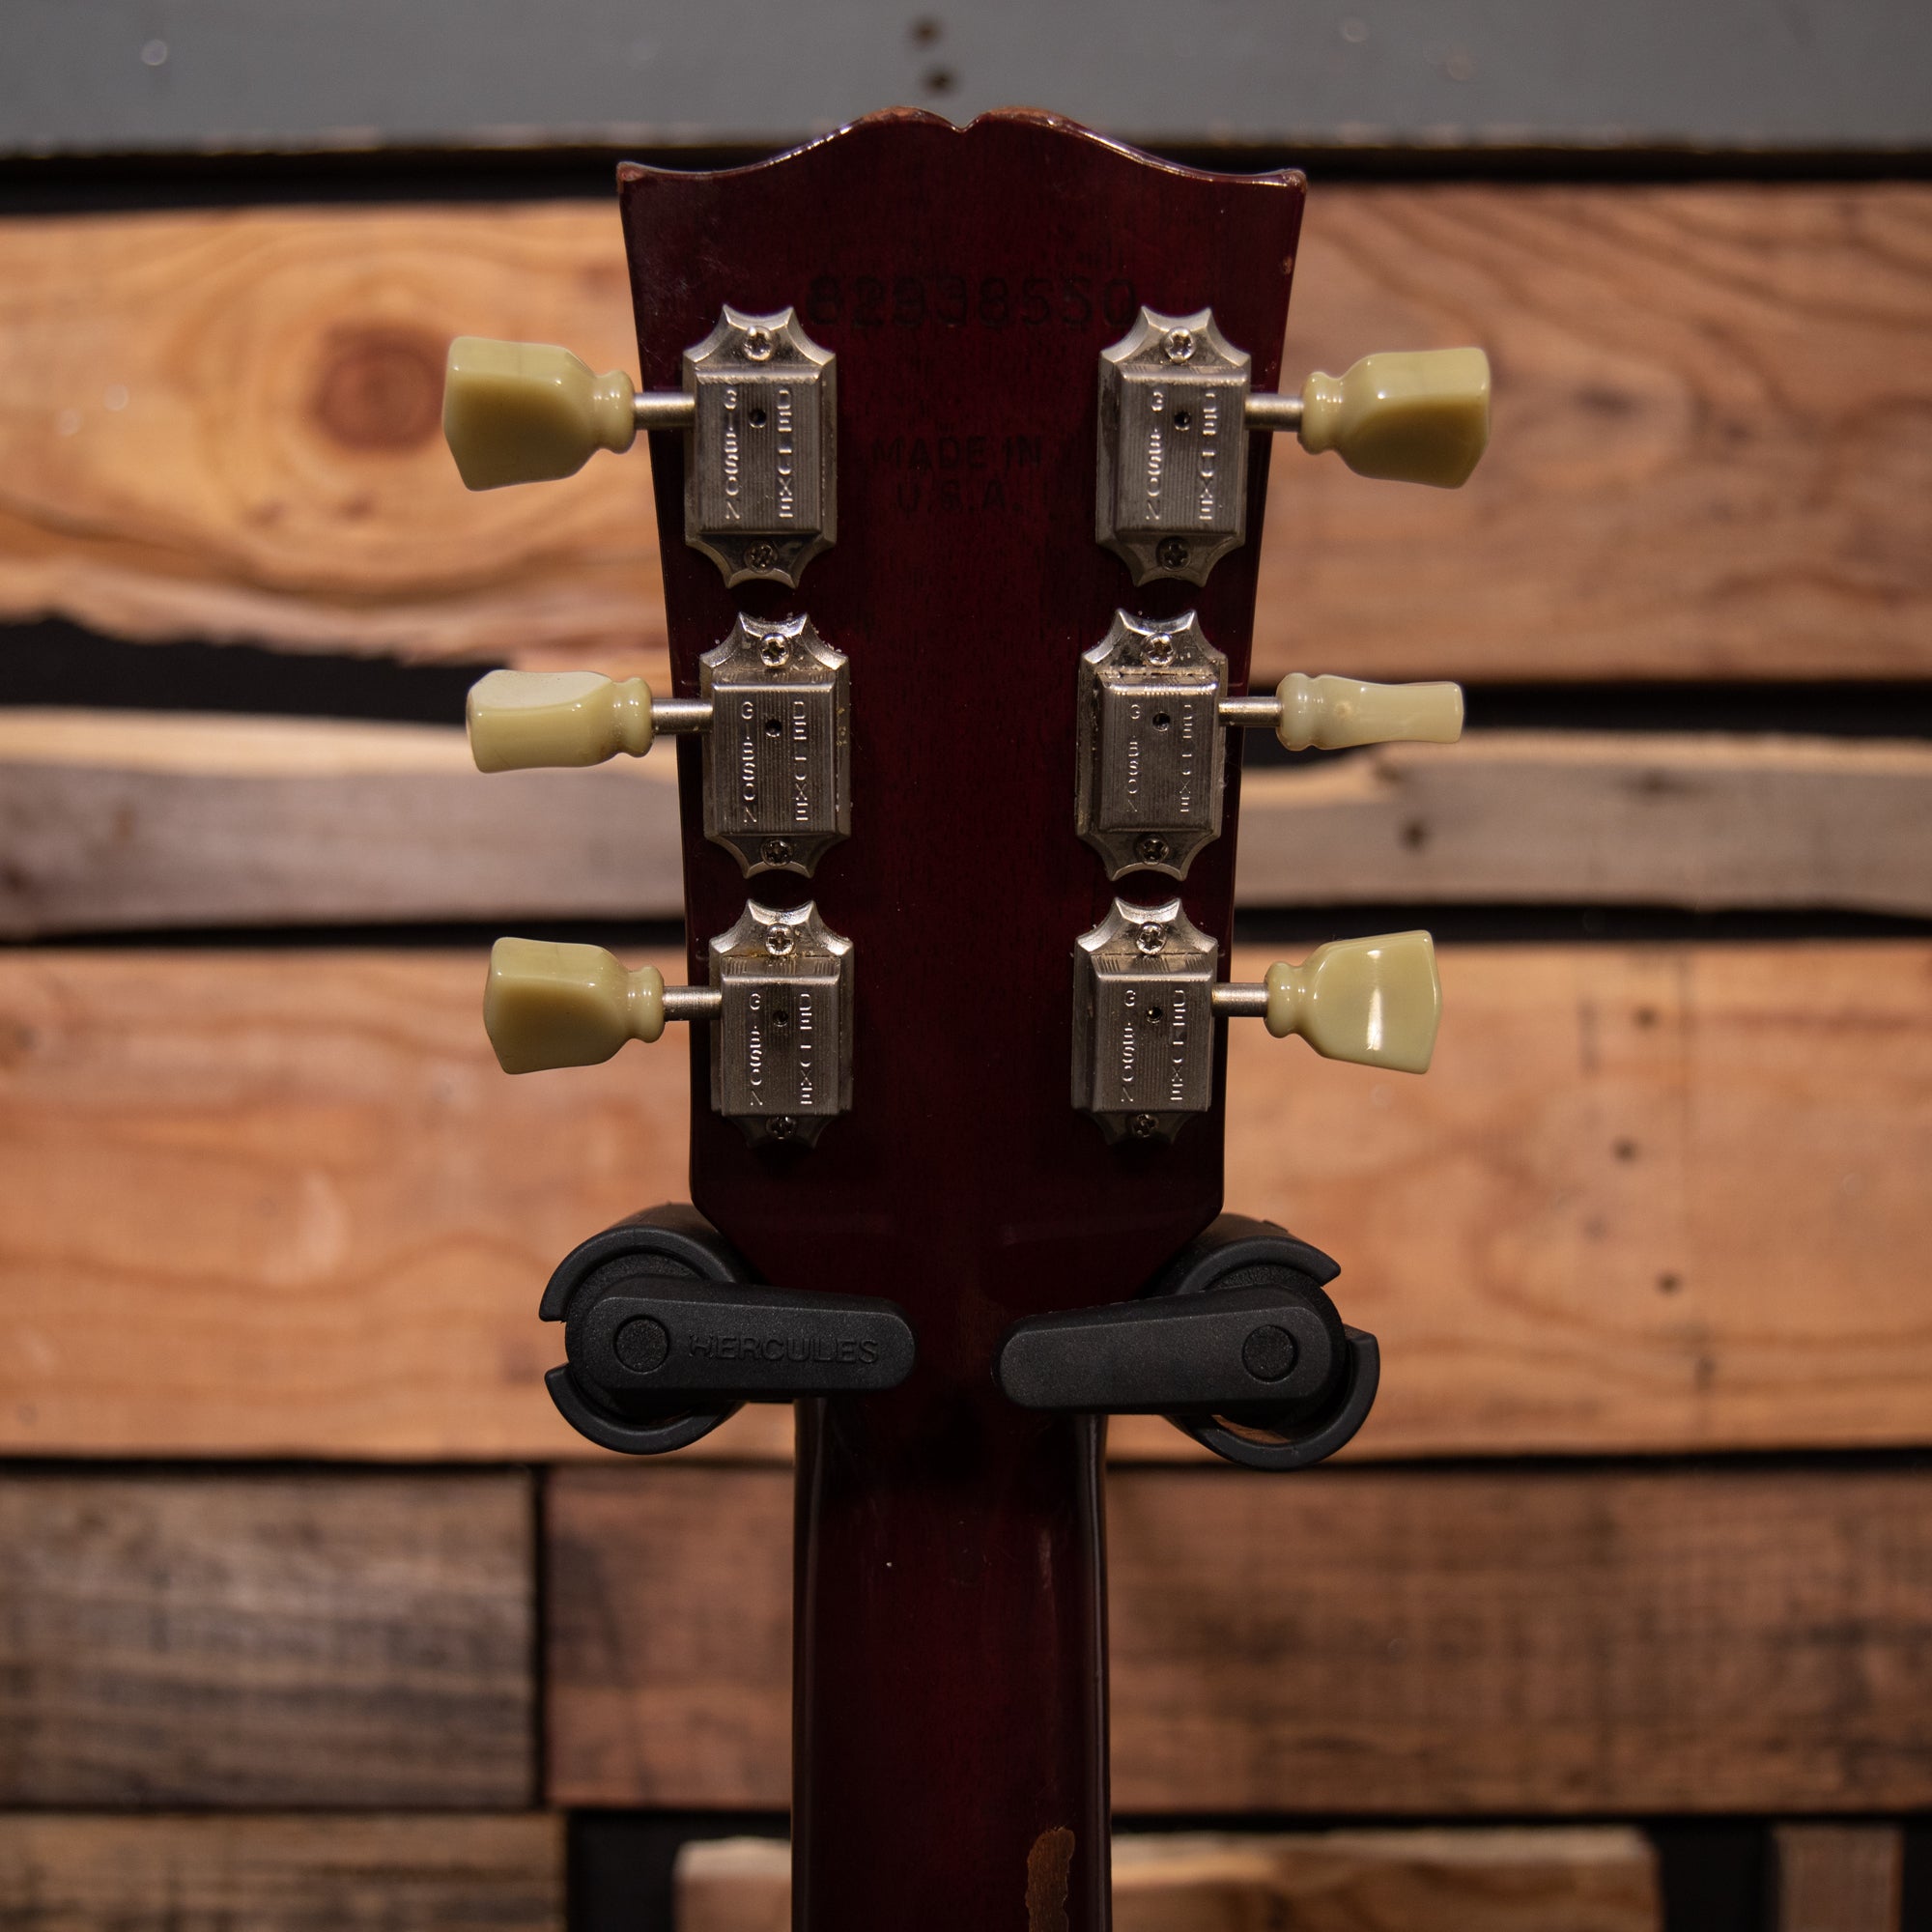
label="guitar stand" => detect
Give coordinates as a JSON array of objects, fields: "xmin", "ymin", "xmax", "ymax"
[{"xmin": 541, "ymin": 1206, "xmax": 1374, "ymax": 1472}]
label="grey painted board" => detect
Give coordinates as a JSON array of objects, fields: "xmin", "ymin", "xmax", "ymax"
[{"xmin": 5, "ymin": 0, "xmax": 1930, "ymax": 158}]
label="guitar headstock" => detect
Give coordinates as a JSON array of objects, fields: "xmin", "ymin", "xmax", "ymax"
[
  {"xmin": 443, "ymin": 108, "xmax": 1488, "ymax": 1453},
  {"xmin": 442, "ymin": 107, "xmax": 1491, "ymax": 1931}
]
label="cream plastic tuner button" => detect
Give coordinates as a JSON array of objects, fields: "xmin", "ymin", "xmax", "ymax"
[
  {"xmin": 442, "ymin": 337, "xmax": 695, "ymax": 491},
  {"xmin": 1212, "ymin": 930, "xmax": 1441, "ymax": 1074},
  {"xmin": 483, "ymin": 938, "xmax": 720, "ymax": 1074},
  {"xmin": 1254, "ymin": 348, "xmax": 1490, "ymax": 488},
  {"xmin": 1262, "ymin": 672, "xmax": 1463, "ymax": 752},
  {"xmin": 466, "ymin": 668, "xmax": 711, "ymax": 772}
]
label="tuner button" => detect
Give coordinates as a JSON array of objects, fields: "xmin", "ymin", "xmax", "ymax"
[
  {"xmin": 1296, "ymin": 348, "xmax": 1491, "ymax": 488},
  {"xmin": 1273, "ymin": 672, "xmax": 1464, "ymax": 752},
  {"xmin": 467, "ymin": 668, "xmax": 658, "ymax": 772},
  {"xmin": 1261, "ymin": 931, "xmax": 1441, "ymax": 1073},
  {"xmin": 442, "ymin": 336, "xmax": 639, "ymax": 490},
  {"xmin": 484, "ymin": 938, "xmax": 668, "ymax": 1073}
]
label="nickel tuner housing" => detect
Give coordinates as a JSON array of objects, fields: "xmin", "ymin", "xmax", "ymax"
[
  {"xmin": 1096, "ymin": 303, "xmax": 1492, "ymax": 586},
  {"xmin": 541, "ymin": 1205, "xmax": 916, "ymax": 1456},
  {"xmin": 443, "ymin": 306, "xmax": 837, "ymax": 588},
  {"xmin": 994, "ymin": 1213, "xmax": 1378, "ymax": 1471}
]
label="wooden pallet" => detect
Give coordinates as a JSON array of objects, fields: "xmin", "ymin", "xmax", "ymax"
[{"xmin": 0, "ymin": 162, "xmax": 1925, "ymax": 1932}]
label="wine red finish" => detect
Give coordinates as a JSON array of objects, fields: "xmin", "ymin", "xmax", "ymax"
[{"xmin": 620, "ymin": 113, "xmax": 1301, "ymax": 1932}]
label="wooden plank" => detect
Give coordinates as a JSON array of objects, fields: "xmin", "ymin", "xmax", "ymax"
[
  {"xmin": 1106, "ymin": 1832, "xmax": 1660, "ymax": 1932},
  {"xmin": 11, "ymin": 0, "xmax": 1928, "ymax": 157},
  {"xmin": 547, "ymin": 1462, "xmax": 1932, "ymax": 1814},
  {"xmin": 0, "ymin": 709, "xmax": 682, "ymax": 935},
  {"xmin": 1, "ymin": 942, "xmax": 1929, "ymax": 1461},
  {"xmin": 9, "ymin": 712, "xmax": 1932, "ymax": 936},
  {"xmin": 674, "ymin": 1828, "xmax": 1662, "ymax": 1932},
  {"xmin": 0, "ymin": 1813, "xmax": 563, "ymax": 1932},
  {"xmin": 0, "ymin": 1472, "xmax": 534, "ymax": 1806},
  {"xmin": 1236, "ymin": 732, "xmax": 1932, "ymax": 917},
  {"xmin": 1774, "ymin": 1825, "xmax": 1905, "ymax": 1932},
  {"xmin": 1, "ymin": 186, "xmax": 1926, "ymax": 684}
]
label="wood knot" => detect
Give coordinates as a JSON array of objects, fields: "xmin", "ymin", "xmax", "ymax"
[{"xmin": 311, "ymin": 326, "xmax": 444, "ymax": 451}]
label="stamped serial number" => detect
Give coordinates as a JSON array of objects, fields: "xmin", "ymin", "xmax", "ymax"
[{"xmin": 806, "ymin": 273, "xmax": 1139, "ymax": 331}]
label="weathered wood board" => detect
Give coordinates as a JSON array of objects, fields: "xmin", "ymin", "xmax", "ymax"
[
  {"xmin": 0, "ymin": 709, "xmax": 683, "ymax": 936},
  {"xmin": 7, "ymin": 712, "xmax": 1932, "ymax": 936},
  {"xmin": 0, "ymin": 1473, "xmax": 535, "ymax": 1806},
  {"xmin": 12, "ymin": 0, "xmax": 1928, "ymax": 158},
  {"xmin": 675, "ymin": 1827, "xmax": 1662, "ymax": 1932},
  {"xmin": 1, "ymin": 943, "xmax": 1928, "ymax": 1461},
  {"xmin": 548, "ymin": 1462, "xmax": 1932, "ymax": 1814},
  {"xmin": 1773, "ymin": 1824, "xmax": 1905, "ymax": 1932},
  {"xmin": 0, "ymin": 1813, "xmax": 564, "ymax": 1932},
  {"xmin": 1, "ymin": 185, "xmax": 1926, "ymax": 682}
]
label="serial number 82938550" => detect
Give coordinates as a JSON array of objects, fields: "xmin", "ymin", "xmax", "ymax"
[{"xmin": 806, "ymin": 272, "xmax": 1141, "ymax": 332}]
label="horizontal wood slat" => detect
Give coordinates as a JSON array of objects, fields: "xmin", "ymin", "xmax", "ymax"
[
  {"xmin": 0, "ymin": 710, "xmax": 682, "ymax": 936},
  {"xmin": 1, "ymin": 942, "xmax": 1928, "ymax": 1461},
  {"xmin": 8, "ymin": 712, "xmax": 1932, "ymax": 936},
  {"xmin": 0, "ymin": 1473, "xmax": 534, "ymax": 1807},
  {"xmin": 1, "ymin": 185, "xmax": 1926, "ymax": 683},
  {"xmin": 13, "ymin": 0, "xmax": 1926, "ymax": 158},
  {"xmin": 674, "ymin": 1827, "xmax": 1662, "ymax": 1932},
  {"xmin": 548, "ymin": 1462, "xmax": 1932, "ymax": 1814},
  {"xmin": 0, "ymin": 1814, "xmax": 563, "ymax": 1932}
]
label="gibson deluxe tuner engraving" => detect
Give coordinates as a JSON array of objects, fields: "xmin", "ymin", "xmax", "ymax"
[
  {"xmin": 481, "ymin": 900, "xmax": 853, "ymax": 1149},
  {"xmin": 699, "ymin": 617, "xmax": 849, "ymax": 876},
  {"xmin": 443, "ymin": 305, "xmax": 837, "ymax": 588},
  {"xmin": 1078, "ymin": 610, "xmax": 1464, "ymax": 881},
  {"xmin": 1073, "ymin": 898, "xmax": 1219, "ymax": 1144},
  {"xmin": 1096, "ymin": 305, "xmax": 1492, "ymax": 585},
  {"xmin": 1073, "ymin": 899, "xmax": 1441, "ymax": 1143},
  {"xmin": 467, "ymin": 613, "xmax": 849, "ymax": 878},
  {"xmin": 708, "ymin": 901, "xmax": 854, "ymax": 1147}
]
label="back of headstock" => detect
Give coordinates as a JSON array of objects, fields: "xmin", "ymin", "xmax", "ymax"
[{"xmin": 442, "ymin": 109, "xmax": 1488, "ymax": 1932}]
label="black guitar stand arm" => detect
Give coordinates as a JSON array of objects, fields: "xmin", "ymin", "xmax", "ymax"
[
  {"xmin": 993, "ymin": 1213, "xmax": 1378, "ymax": 1471},
  {"xmin": 541, "ymin": 1204, "xmax": 915, "ymax": 1455}
]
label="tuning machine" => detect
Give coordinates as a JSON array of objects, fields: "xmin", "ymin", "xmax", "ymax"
[
  {"xmin": 1073, "ymin": 899, "xmax": 1439, "ymax": 1143},
  {"xmin": 1078, "ymin": 609, "xmax": 1462, "ymax": 880},
  {"xmin": 443, "ymin": 305, "xmax": 837, "ymax": 587},
  {"xmin": 484, "ymin": 900, "xmax": 854, "ymax": 1148},
  {"xmin": 467, "ymin": 613, "xmax": 849, "ymax": 878},
  {"xmin": 1096, "ymin": 304, "xmax": 1490, "ymax": 584}
]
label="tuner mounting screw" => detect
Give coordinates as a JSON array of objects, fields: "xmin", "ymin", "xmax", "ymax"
[
  {"xmin": 1155, "ymin": 538, "xmax": 1188, "ymax": 570},
  {"xmin": 761, "ymin": 838, "xmax": 793, "ymax": 867},
  {"xmin": 1145, "ymin": 636, "xmax": 1175, "ymax": 666},
  {"xmin": 1136, "ymin": 922, "xmax": 1167, "ymax": 954},
  {"xmin": 1163, "ymin": 327, "xmax": 1196, "ymax": 363},
  {"xmin": 1128, "ymin": 1112, "xmax": 1159, "ymax": 1140},
  {"xmin": 765, "ymin": 925, "xmax": 795, "ymax": 956},
  {"xmin": 747, "ymin": 541, "xmax": 781, "ymax": 573},
  {"xmin": 769, "ymin": 1115, "xmax": 798, "ymax": 1140},
  {"xmin": 759, "ymin": 631, "xmax": 789, "ymax": 664},
  {"xmin": 1134, "ymin": 834, "xmax": 1171, "ymax": 866},
  {"xmin": 742, "ymin": 328, "xmax": 775, "ymax": 361}
]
